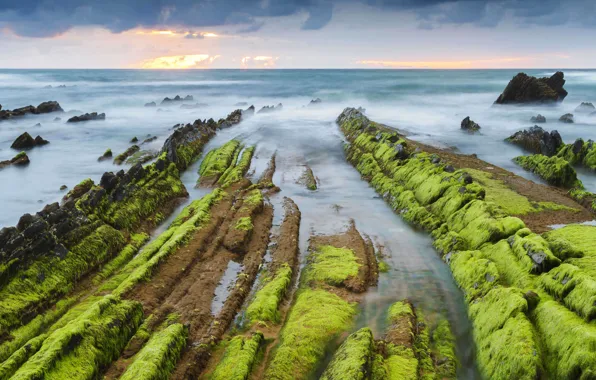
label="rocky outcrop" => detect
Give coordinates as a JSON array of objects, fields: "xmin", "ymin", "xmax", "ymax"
[
  {"xmin": 160, "ymin": 95, "xmax": 193, "ymax": 105},
  {"xmin": 495, "ymin": 72, "xmax": 568, "ymax": 104},
  {"xmin": 130, "ymin": 137, "xmax": 139, "ymax": 143},
  {"xmin": 144, "ymin": 102, "xmax": 156, "ymax": 107},
  {"xmin": 557, "ymin": 138, "xmax": 596, "ymax": 171},
  {"xmin": 97, "ymin": 149, "xmax": 112, "ymax": 162},
  {"xmin": 575, "ymin": 102, "xmax": 595, "ymax": 113},
  {"xmin": 113, "ymin": 145, "xmax": 140, "ymax": 165},
  {"xmin": 257, "ymin": 103, "xmax": 283, "ymax": 113},
  {"xmin": 530, "ymin": 114, "xmax": 546, "ymax": 123},
  {"xmin": 161, "ymin": 118, "xmax": 219, "ymax": 170},
  {"xmin": 142, "ymin": 136, "xmax": 157, "ymax": 144},
  {"xmin": 308, "ymin": 98, "xmax": 322, "ymax": 106},
  {"xmin": 217, "ymin": 106, "xmax": 254, "ymax": 129},
  {"xmin": 0, "ymin": 101, "xmax": 63, "ymax": 121},
  {"xmin": 559, "ymin": 113, "xmax": 574, "ymax": 123},
  {"xmin": 0, "ymin": 152, "xmax": 30, "ymax": 169},
  {"xmin": 125, "ymin": 150, "xmax": 158, "ymax": 165},
  {"xmin": 10, "ymin": 132, "xmax": 49, "ymax": 149},
  {"xmin": 460, "ymin": 116, "xmax": 480, "ymax": 132},
  {"xmin": 67, "ymin": 112, "xmax": 106, "ymax": 123},
  {"xmin": 505, "ymin": 126, "xmax": 563, "ymax": 156}
]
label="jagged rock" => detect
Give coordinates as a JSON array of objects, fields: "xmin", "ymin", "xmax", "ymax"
[
  {"xmin": 67, "ymin": 112, "xmax": 106, "ymax": 123},
  {"xmin": 10, "ymin": 132, "xmax": 49, "ymax": 149},
  {"xmin": 495, "ymin": 72, "xmax": 568, "ymax": 104},
  {"xmin": 114, "ymin": 145, "xmax": 140, "ymax": 165},
  {"xmin": 0, "ymin": 152, "xmax": 30, "ymax": 169},
  {"xmin": 530, "ymin": 114, "xmax": 546, "ymax": 123},
  {"xmin": 97, "ymin": 149, "xmax": 113, "ymax": 162},
  {"xmin": 180, "ymin": 103, "xmax": 208, "ymax": 109},
  {"xmin": 258, "ymin": 103, "xmax": 283, "ymax": 113},
  {"xmin": 217, "ymin": 106, "xmax": 254, "ymax": 129},
  {"xmin": 575, "ymin": 102, "xmax": 595, "ymax": 113},
  {"xmin": 160, "ymin": 95, "xmax": 193, "ymax": 105},
  {"xmin": 0, "ymin": 101, "xmax": 63, "ymax": 121},
  {"xmin": 308, "ymin": 98, "xmax": 322, "ymax": 106},
  {"xmin": 559, "ymin": 113, "xmax": 574, "ymax": 123},
  {"xmin": 130, "ymin": 136, "xmax": 139, "ymax": 143},
  {"xmin": 460, "ymin": 116, "xmax": 481, "ymax": 132},
  {"xmin": 505, "ymin": 126, "xmax": 563, "ymax": 156},
  {"xmin": 125, "ymin": 150, "xmax": 158, "ymax": 165},
  {"xmin": 142, "ymin": 136, "xmax": 157, "ymax": 144},
  {"xmin": 144, "ymin": 101, "xmax": 157, "ymax": 107},
  {"xmin": 60, "ymin": 185, "xmax": 67, "ymax": 191},
  {"xmin": 161, "ymin": 118, "xmax": 218, "ymax": 170}
]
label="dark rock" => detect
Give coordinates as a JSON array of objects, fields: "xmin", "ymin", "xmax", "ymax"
[
  {"xmin": 575, "ymin": 102, "xmax": 595, "ymax": 113},
  {"xmin": 559, "ymin": 113, "xmax": 574, "ymax": 123},
  {"xmin": 462, "ymin": 174, "xmax": 473, "ymax": 184},
  {"xmin": 505, "ymin": 126, "xmax": 563, "ymax": 156},
  {"xmin": 130, "ymin": 137, "xmax": 139, "ymax": 143},
  {"xmin": 160, "ymin": 118, "xmax": 218, "ymax": 170},
  {"xmin": 60, "ymin": 185, "xmax": 68, "ymax": 191},
  {"xmin": 234, "ymin": 102, "xmax": 248, "ymax": 106},
  {"xmin": 67, "ymin": 112, "xmax": 106, "ymax": 123},
  {"xmin": 217, "ymin": 107, "xmax": 253, "ymax": 129},
  {"xmin": 10, "ymin": 132, "xmax": 35, "ymax": 149},
  {"xmin": 99, "ymin": 172, "xmax": 119, "ymax": 192},
  {"xmin": 308, "ymin": 98, "xmax": 322, "ymax": 106},
  {"xmin": 36, "ymin": 101, "xmax": 64, "ymax": 114},
  {"xmin": 160, "ymin": 95, "xmax": 193, "ymax": 105},
  {"xmin": 1, "ymin": 152, "xmax": 31, "ymax": 168},
  {"xmin": 523, "ymin": 290, "xmax": 540, "ymax": 311},
  {"xmin": 144, "ymin": 101, "xmax": 157, "ymax": 107},
  {"xmin": 125, "ymin": 150, "xmax": 158, "ymax": 165},
  {"xmin": 142, "ymin": 136, "xmax": 157, "ymax": 144},
  {"xmin": 495, "ymin": 71, "xmax": 568, "ymax": 104},
  {"xmin": 530, "ymin": 114, "xmax": 546, "ymax": 123},
  {"xmin": 34, "ymin": 136, "xmax": 49, "ymax": 146},
  {"xmin": 63, "ymin": 179, "xmax": 94, "ymax": 202},
  {"xmin": 444, "ymin": 165, "xmax": 455, "ymax": 173},
  {"xmin": 17, "ymin": 214, "xmax": 36, "ymax": 231},
  {"xmin": 113, "ymin": 145, "xmax": 140, "ymax": 165},
  {"xmin": 54, "ymin": 117, "xmax": 62, "ymax": 122},
  {"xmin": 394, "ymin": 144, "xmax": 408, "ymax": 160},
  {"xmin": 572, "ymin": 138, "xmax": 584, "ymax": 155},
  {"xmin": 257, "ymin": 103, "xmax": 283, "ymax": 114},
  {"xmin": 461, "ymin": 116, "xmax": 481, "ymax": 132},
  {"xmin": 97, "ymin": 149, "xmax": 113, "ymax": 162}
]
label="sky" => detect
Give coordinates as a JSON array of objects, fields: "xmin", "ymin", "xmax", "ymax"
[{"xmin": 0, "ymin": 0, "xmax": 595, "ymax": 69}]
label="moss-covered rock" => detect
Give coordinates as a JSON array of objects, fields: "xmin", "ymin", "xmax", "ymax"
[
  {"xmin": 246, "ymin": 264, "xmax": 292, "ymax": 324},
  {"xmin": 513, "ymin": 154, "xmax": 582, "ymax": 188},
  {"xmin": 320, "ymin": 327, "xmax": 375, "ymax": 380},
  {"xmin": 198, "ymin": 140, "xmax": 242, "ymax": 186},
  {"xmin": 211, "ymin": 332, "xmax": 264, "ymax": 380}
]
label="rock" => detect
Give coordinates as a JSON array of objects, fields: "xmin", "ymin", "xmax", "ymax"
[
  {"xmin": 559, "ymin": 113, "xmax": 574, "ymax": 123},
  {"xmin": 495, "ymin": 71, "xmax": 568, "ymax": 104},
  {"xmin": 34, "ymin": 136, "xmax": 49, "ymax": 146},
  {"xmin": 505, "ymin": 126, "xmax": 563, "ymax": 156},
  {"xmin": 33, "ymin": 123, "xmax": 41, "ymax": 127},
  {"xmin": 67, "ymin": 112, "xmax": 106, "ymax": 123},
  {"xmin": 60, "ymin": 185, "xmax": 68, "ymax": 191},
  {"xmin": 530, "ymin": 114, "xmax": 546, "ymax": 123},
  {"xmin": 308, "ymin": 98, "xmax": 322, "ymax": 106},
  {"xmin": 160, "ymin": 118, "xmax": 218, "ymax": 170},
  {"xmin": 0, "ymin": 101, "xmax": 63, "ymax": 121},
  {"xmin": 125, "ymin": 150, "xmax": 158, "ymax": 165},
  {"xmin": 180, "ymin": 103, "xmax": 208, "ymax": 109},
  {"xmin": 142, "ymin": 136, "xmax": 157, "ymax": 144},
  {"xmin": 113, "ymin": 145, "xmax": 140, "ymax": 165},
  {"xmin": 1, "ymin": 152, "xmax": 31, "ymax": 169},
  {"xmin": 54, "ymin": 117, "xmax": 62, "ymax": 122},
  {"xmin": 257, "ymin": 103, "xmax": 283, "ymax": 113},
  {"xmin": 217, "ymin": 106, "xmax": 253, "ymax": 129},
  {"xmin": 130, "ymin": 137, "xmax": 139, "ymax": 143},
  {"xmin": 234, "ymin": 102, "xmax": 248, "ymax": 106},
  {"xmin": 460, "ymin": 116, "xmax": 481, "ymax": 132},
  {"xmin": 144, "ymin": 101, "xmax": 157, "ymax": 107},
  {"xmin": 575, "ymin": 102, "xmax": 595, "ymax": 113},
  {"xmin": 10, "ymin": 132, "xmax": 36, "ymax": 149},
  {"xmin": 160, "ymin": 95, "xmax": 193, "ymax": 105},
  {"xmin": 98, "ymin": 149, "xmax": 112, "ymax": 162}
]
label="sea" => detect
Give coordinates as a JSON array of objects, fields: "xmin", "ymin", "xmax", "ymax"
[{"xmin": 1, "ymin": 69, "xmax": 595, "ymax": 378}]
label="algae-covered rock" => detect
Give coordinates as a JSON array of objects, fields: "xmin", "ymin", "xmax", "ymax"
[
  {"xmin": 320, "ymin": 328, "xmax": 374, "ymax": 380},
  {"xmin": 495, "ymin": 71, "xmax": 567, "ymax": 104},
  {"xmin": 505, "ymin": 126, "xmax": 562, "ymax": 156},
  {"xmin": 113, "ymin": 145, "xmax": 140, "ymax": 165},
  {"xmin": 211, "ymin": 332, "xmax": 264, "ymax": 380},
  {"xmin": 160, "ymin": 118, "xmax": 218, "ymax": 170},
  {"xmin": 557, "ymin": 138, "xmax": 596, "ymax": 171},
  {"xmin": 97, "ymin": 148, "xmax": 112, "ymax": 162},
  {"xmin": 460, "ymin": 116, "xmax": 480, "ymax": 132},
  {"xmin": 0, "ymin": 152, "xmax": 30, "ymax": 169},
  {"xmin": 513, "ymin": 154, "xmax": 582, "ymax": 188}
]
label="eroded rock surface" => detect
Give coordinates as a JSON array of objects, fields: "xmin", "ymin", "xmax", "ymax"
[{"xmin": 495, "ymin": 71, "xmax": 568, "ymax": 104}]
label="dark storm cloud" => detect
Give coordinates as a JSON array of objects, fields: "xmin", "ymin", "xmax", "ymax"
[{"xmin": 0, "ymin": 0, "xmax": 591, "ymax": 37}]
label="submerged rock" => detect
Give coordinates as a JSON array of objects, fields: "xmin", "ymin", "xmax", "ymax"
[
  {"xmin": 59, "ymin": 185, "xmax": 67, "ymax": 191},
  {"xmin": 575, "ymin": 102, "xmax": 595, "ymax": 113},
  {"xmin": 505, "ymin": 126, "xmax": 563, "ymax": 156},
  {"xmin": 234, "ymin": 102, "xmax": 248, "ymax": 106},
  {"xmin": 160, "ymin": 95, "xmax": 193, "ymax": 105},
  {"xmin": 461, "ymin": 116, "xmax": 481, "ymax": 132},
  {"xmin": 10, "ymin": 132, "xmax": 49, "ymax": 149},
  {"xmin": 67, "ymin": 112, "xmax": 106, "ymax": 123},
  {"xmin": 144, "ymin": 101, "xmax": 156, "ymax": 107},
  {"xmin": 0, "ymin": 101, "xmax": 63, "ymax": 121},
  {"xmin": 257, "ymin": 103, "xmax": 283, "ymax": 113},
  {"xmin": 0, "ymin": 152, "xmax": 30, "ymax": 169},
  {"xmin": 530, "ymin": 114, "xmax": 546, "ymax": 123},
  {"xmin": 495, "ymin": 71, "xmax": 568, "ymax": 104},
  {"xmin": 559, "ymin": 113, "xmax": 574, "ymax": 123}
]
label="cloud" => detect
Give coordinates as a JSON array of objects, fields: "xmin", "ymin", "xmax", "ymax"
[
  {"xmin": 357, "ymin": 57, "xmax": 530, "ymax": 69},
  {"xmin": 241, "ymin": 55, "xmax": 279, "ymax": 68},
  {"xmin": 141, "ymin": 54, "xmax": 220, "ymax": 69}
]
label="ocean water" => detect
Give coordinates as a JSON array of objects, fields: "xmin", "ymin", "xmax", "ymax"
[{"xmin": 1, "ymin": 69, "xmax": 596, "ymax": 378}]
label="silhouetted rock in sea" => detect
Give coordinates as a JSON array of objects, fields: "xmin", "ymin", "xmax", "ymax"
[
  {"xmin": 505, "ymin": 126, "xmax": 563, "ymax": 156},
  {"xmin": 144, "ymin": 102, "xmax": 157, "ymax": 107},
  {"xmin": 308, "ymin": 98, "xmax": 322, "ymax": 106},
  {"xmin": 67, "ymin": 112, "xmax": 106, "ymax": 123},
  {"xmin": 0, "ymin": 152, "xmax": 30, "ymax": 169},
  {"xmin": 11, "ymin": 132, "xmax": 49, "ymax": 149},
  {"xmin": 575, "ymin": 102, "xmax": 595, "ymax": 113},
  {"xmin": 0, "ymin": 101, "xmax": 63, "ymax": 121},
  {"xmin": 495, "ymin": 71, "xmax": 568, "ymax": 104},
  {"xmin": 258, "ymin": 103, "xmax": 283, "ymax": 113},
  {"xmin": 530, "ymin": 114, "xmax": 546, "ymax": 123},
  {"xmin": 97, "ymin": 149, "xmax": 112, "ymax": 162},
  {"xmin": 217, "ymin": 106, "xmax": 254, "ymax": 129},
  {"xmin": 460, "ymin": 116, "xmax": 481, "ymax": 132},
  {"xmin": 559, "ymin": 113, "xmax": 574, "ymax": 123},
  {"xmin": 160, "ymin": 95, "xmax": 194, "ymax": 105}
]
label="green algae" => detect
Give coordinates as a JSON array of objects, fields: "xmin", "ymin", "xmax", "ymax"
[
  {"xmin": 298, "ymin": 166, "xmax": 318, "ymax": 190},
  {"xmin": 514, "ymin": 154, "xmax": 583, "ymax": 188},
  {"xmin": 302, "ymin": 245, "xmax": 360, "ymax": 288},
  {"xmin": 378, "ymin": 260, "xmax": 389, "ymax": 273},
  {"xmin": 198, "ymin": 140, "xmax": 241, "ymax": 184},
  {"xmin": 384, "ymin": 345, "xmax": 418, "ymax": 380},
  {"xmin": 211, "ymin": 332, "xmax": 264, "ymax": 380},
  {"xmin": 412, "ymin": 310, "xmax": 435, "ymax": 380},
  {"xmin": 557, "ymin": 139, "xmax": 596, "ymax": 171},
  {"xmin": 246, "ymin": 264, "xmax": 293, "ymax": 324},
  {"xmin": 508, "ymin": 230, "xmax": 561, "ymax": 273},
  {"xmin": 218, "ymin": 146, "xmax": 255, "ymax": 188},
  {"xmin": 9, "ymin": 296, "xmax": 143, "ymax": 380},
  {"xmin": 320, "ymin": 327, "xmax": 374, "ymax": 380},
  {"xmin": 0, "ymin": 224, "xmax": 124, "ymax": 334},
  {"xmin": 480, "ymin": 240, "xmax": 534, "ymax": 289},
  {"xmin": 92, "ymin": 232, "xmax": 149, "ymax": 285},
  {"xmin": 264, "ymin": 288, "xmax": 357, "ymax": 380},
  {"xmin": 449, "ymin": 250, "xmax": 500, "ymax": 301},
  {"xmin": 431, "ymin": 320, "xmax": 457, "ymax": 379},
  {"xmin": 120, "ymin": 323, "xmax": 188, "ymax": 380},
  {"xmin": 235, "ymin": 216, "xmax": 254, "ymax": 231}
]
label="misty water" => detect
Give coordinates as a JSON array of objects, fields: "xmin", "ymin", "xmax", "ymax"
[{"xmin": 2, "ymin": 69, "xmax": 596, "ymax": 378}]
